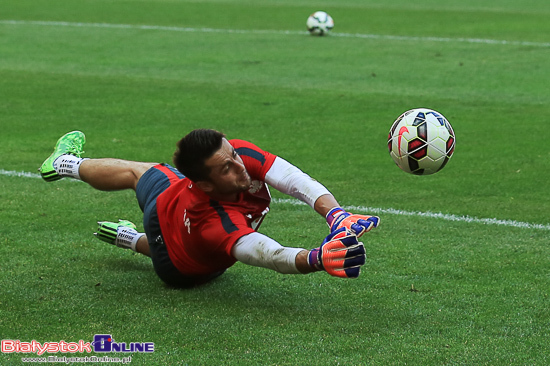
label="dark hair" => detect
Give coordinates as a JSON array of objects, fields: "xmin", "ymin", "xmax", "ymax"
[{"xmin": 173, "ymin": 129, "xmax": 225, "ymax": 182}]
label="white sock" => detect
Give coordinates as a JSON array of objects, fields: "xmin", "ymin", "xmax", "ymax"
[
  {"xmin": 116, "ymin": 227, "xmax": 145, "ymax": 252},
  {"xmin": 53, "ymin": 155, "xmax": 88, "ymax": 180}
]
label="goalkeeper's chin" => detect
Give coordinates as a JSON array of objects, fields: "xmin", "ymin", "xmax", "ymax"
[{"xmin": 238, "ymin": 171, "xmax": 252, "ymax": 191}]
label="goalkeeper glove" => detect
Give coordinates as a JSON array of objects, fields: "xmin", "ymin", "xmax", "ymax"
[
  {"xmin": 326, "ymin": 207, "xmax": 380, "ymax": 237},
  {"xmin": 94, "ymin": 219, "xmax": 144, "ymax": 251},
  {"xmin": 308, "ymin": 227, "xmax": 366, "ymax": 278}
]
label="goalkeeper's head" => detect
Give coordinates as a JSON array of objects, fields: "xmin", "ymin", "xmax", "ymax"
[
  {"xmin": 173, "ymin": 129, "xmax": 225, "ymax": 182},
  {"xmin": 173, "ymin": 129, "xmax": 252, "ymax": 200}
]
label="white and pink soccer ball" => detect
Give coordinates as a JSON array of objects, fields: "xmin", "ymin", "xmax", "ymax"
[{"xmin": 388, "ymin": 108, "xmax": 456, "ymax": 175}]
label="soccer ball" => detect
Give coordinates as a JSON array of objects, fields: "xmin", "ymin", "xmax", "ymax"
[
  {"xmin": 306, "ymin": 11, "xmax": 334, "ymax": 36},
  {"xmin": 387, "ymin": 108, "xmax": 456, "ymax": 175}
]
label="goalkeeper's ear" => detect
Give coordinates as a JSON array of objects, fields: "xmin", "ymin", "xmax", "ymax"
[{"xmin": 195, "ymin": 180, "xmax": 215, "ymax": 194}]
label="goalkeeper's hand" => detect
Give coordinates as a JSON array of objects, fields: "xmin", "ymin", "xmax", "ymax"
[
  {"xmin": 326, "ymin": 207, "xmax": 380, "ymax": 237},
  {"xmin": 308, "ymin": 228, "xmax": 366, "ymax": 278}
]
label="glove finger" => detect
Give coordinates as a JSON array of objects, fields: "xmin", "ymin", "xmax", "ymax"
[
  {"xmin": 356, "ymin": 219, "xmax": 376, "ymax": 231},
  {"xmin": 345, "ymin": 243, "xmax": 365, "ymax": 258},
  {"xmin": 323, "ymin": 255, "xmax": 365, "ymax": 278},
  {"xmin": 323, "ymin": 243, "xmax": 363, "ymax": 262},
  {"xmin": 323, "ymin": 236, "xmax": 359, "ymax": 253},
  {"xmin": 339, "ymin": 266, "xmax": 361, "ymax": 278},
  {"xmin": 366, "ymin": 216, "xmax": 380, "ymax": 228},
  {"xmin": 326, "ymin": 265, "xmax": 361, "ymax": 278},
  {"xmin": 323, "ymin": 227, "xmax": 349, "ymax": 244},
  {"xmin": 338, "ymin": 234, "xmax": 360, "ymax": 247},
  {"xmin": 344, "ymin": 266, "xmax": 361, "ymax": 278},
  {"xmin": 343, "ymin": 253, "xmax": 366, "ymax": 268},
  {"xmin": 350, "ymin": 222, "xmax": 369, "ymax": 236},
  {"xmin": 358, "ymin": 216, "xmax": 380, "ymax": 228},
  {"xmin": 326, "ymin": 260, "xmax": 364, "ymax": 278}
]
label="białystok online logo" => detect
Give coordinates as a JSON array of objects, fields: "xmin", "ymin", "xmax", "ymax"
[{"xmin": 1, "ymin": 335, "xmax": 154, "ymax": 355}]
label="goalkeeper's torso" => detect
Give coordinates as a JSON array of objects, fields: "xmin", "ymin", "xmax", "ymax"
[{"xmin": 156, "ymin": 139, "xmax": 277, "ymax": 276}]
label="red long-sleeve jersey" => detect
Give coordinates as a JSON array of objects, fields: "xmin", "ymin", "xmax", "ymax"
[{"xmin": 155, "ymin": 139, "xmax": 277, "ymax": 275}]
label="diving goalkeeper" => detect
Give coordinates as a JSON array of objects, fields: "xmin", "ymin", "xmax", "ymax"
[{"xmin": 39, "ymin": 129, "xmax": 379, "ymax": 287}]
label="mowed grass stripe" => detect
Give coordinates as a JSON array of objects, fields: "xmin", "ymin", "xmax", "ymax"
[
  {"xmin": 1, "ymin": 19, "xmax": 549, "ymax": 48},
  {"xmin": 3, "ymin": 169, "xmax": 549, "ymax": 231}
]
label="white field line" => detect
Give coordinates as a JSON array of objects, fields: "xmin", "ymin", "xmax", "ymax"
[
  {"xmin": 273, "ymin": 198, "xmax": 550, "ymax": 231},
  {"xmin": 2, "ymin": 169, "xmax": 549, "ymax": 231},
  {"xmin": 1, "ymin": 20, "xmax": 549, "ymax": 48}
]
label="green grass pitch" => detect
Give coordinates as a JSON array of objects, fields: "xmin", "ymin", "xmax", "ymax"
[{"xmin": 1, "ymin": 0, "xmax": 549, "ymax": 365}]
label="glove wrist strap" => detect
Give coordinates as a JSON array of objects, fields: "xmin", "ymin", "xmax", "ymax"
[
  {"xmin": 307, "ymin": 248, "xmax": 323, "ymax": 271},
  {"xmin": 326, "ymin": 207, "xmax": 346, "ymax": 228}
]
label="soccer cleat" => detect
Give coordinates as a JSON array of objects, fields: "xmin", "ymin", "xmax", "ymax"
[
  {"xmin": 39, "ymin": 131, "xmax": 86, "ymax": 182},
  {"xmin": 94, "ymin": 220, "xmax": 139, "ymax": 250}
]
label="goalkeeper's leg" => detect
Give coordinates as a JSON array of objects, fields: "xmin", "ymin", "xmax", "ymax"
[
  {"xmin": 95, "ymin": 220, "xmax": 151, "ymax": 256},
  {"xmin": 134, "ymin": 234, "xmax": 150, "ymax": 256},
  {"xmin": 40, "ymin": 131, "xmax": 156, "ymax": 191},
  {"xmin": 79, "ymin": 159, "xmax": 157, "ymax": 191}
]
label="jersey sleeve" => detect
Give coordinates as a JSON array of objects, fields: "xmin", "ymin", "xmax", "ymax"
[
  {"xmin": 229, "ymin": 139, "xmax": 277, "ymax": 181},
  {"xmin": 264, "ymin": 156, "xmax": 331, "ymax": 208}
]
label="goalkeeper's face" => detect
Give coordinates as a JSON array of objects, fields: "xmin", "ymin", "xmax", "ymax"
[{"xmin": 202, "ymin": 138, "xmax": 252, "ymax": 200}]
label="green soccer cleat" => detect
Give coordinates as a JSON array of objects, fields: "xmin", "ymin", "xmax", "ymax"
[
  {"xmin": 94, "ymin": 220, "xmax": 138, "ymax": 249},
  {"xmin": 39, "ymin": 131, "xmax": 86, "ymax": 182}
]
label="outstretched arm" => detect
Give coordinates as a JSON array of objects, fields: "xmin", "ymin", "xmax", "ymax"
[
  {"xmin": 313, "ymin": 193, "xmax": 340, "ymax": 218},
  {"xmin": 231, "ymin": 232, "xmax": 310, "ymax": 274},
  {"xmin": 94, "ymin": 222, "xmax": 366, "ymax": 278},
  {"xmin": 265, "ymin": 157, "xmax": 380, "ymax": 236},
  {"xmin": 264, "ymin": 157, "xmax": 334, "ymax": 213},
  {"xmin": 231, "ymin": 231, "xmax": 365, "ymax": 278}
]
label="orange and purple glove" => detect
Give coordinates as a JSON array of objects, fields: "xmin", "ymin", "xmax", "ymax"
[
  {"xmin": 326, "ymin": 207, "xmax": 380, "ymax": 237},
  {"xmin": 308, "ymin": 228, "xmax": 366, "ymax": 278}
]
